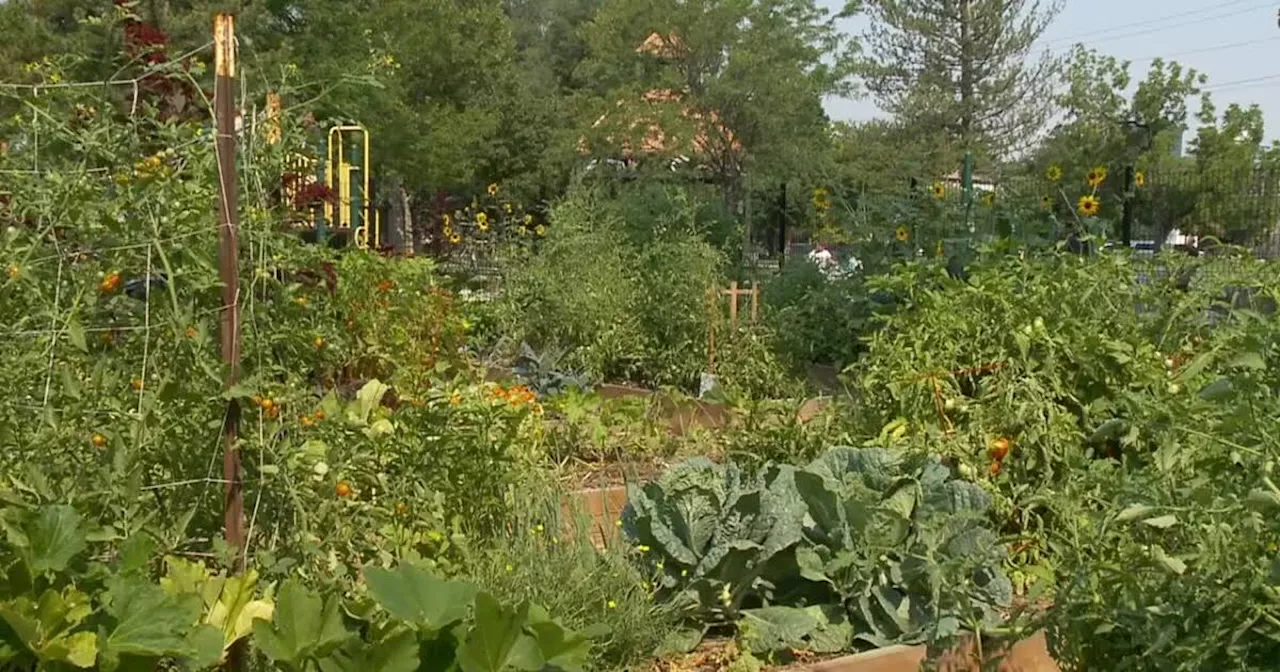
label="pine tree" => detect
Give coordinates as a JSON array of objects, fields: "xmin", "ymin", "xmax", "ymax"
[{"xmin": 858, "ymin": 0, "xmax": 1062, "ymax": 162}]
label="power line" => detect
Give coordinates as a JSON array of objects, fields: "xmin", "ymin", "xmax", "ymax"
[
  {"xmin": 1128, "ymin": 36, "xmax": 1280, "ymax": 64},
  {"xmin": 1199, "ymin": 72, "xmax": 1280, "ymax": 92},
  {"xmin": 1045, "ymin": 0, "xmax": 1273, "ymax": 48}
]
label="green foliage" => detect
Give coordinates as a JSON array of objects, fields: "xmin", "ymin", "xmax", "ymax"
[
  {"xmin": 761, "ymin": 261, "xmax": 876, "ymax": 369},
  {"xmin": 579, "ymin": 0, "xmax": 852, "ymax": 193},
  {"xmin": 1041, "ymin": 456, "xmax": 1280, "ymax": 670},
  {"xmin": 494, "ymin": 186, "xmax": 723, "ymax": 390},
  {"xmin": 622, "ymin": 447, "xmax": 1010, "ymax": 655}
]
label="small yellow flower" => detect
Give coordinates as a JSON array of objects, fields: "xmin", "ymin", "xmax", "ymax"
[
  {"xmin": 535, "ymin": 523, "xmax": 544, "ymax": 533},
  {"xmin": 930, "ymin": 182, "xmax": 946, "ymax": 200},
  {"xmin": 1086, "ymin": 165, "xmax": 1108, "ymax": 188},
  {"xmin": 615, "ymin": 519, "xmax": 623, "ymax": 528},
  {"xmin": 637, "ymin": 544, "xmax": 650, "ymax": 553},
  {"xmin": 1041, "ymin": 195, "xmax": 1053, "ymax": 211},
  {"xmin": 524, "ymin": 213, "xmax": 534, "ymax": 226},
  {"xmin": 504, "ymin": 203, "xmax": 513, "ymax": 214},
  {"xmin": 1134, "ymin": 170, "xmax": 1146, "ymax": 188},
  {"xmin": 6, "ymin": 265, "xmax": 19, "ymax": 280},
  {"xmin": 476, "ymin": 212, "xmax": 490, "ymax": 231},
  {"xmin": 505, "ymin": 564, "xmax": 514, "ymax": 573},
  {"xmin": 981, "ymin": 191, "xmax": 995, "ymax": 207},
  {"xmin": 449, "ymin": 393, "xmax": 462, "ymax": 406},
  {"xmin": 681, "ymin": 569, "xmax": 688, "ymax": 577},
  {"xmin": 1077, "ymin": 194, "xmax": 1101, "ymax": 217},
  {"xmin": 607, "ymin": 600, "xmax": 617, "ymax": 609},
  {"xmin": 1046, "ymin": 165, "xmax": 1063, "ymax": 182},
  {"xmin": 535, "ymin": 225, "xmax": 547, "ymax": 237},
  {"xmin": 895, "ymin": 225, "xmax": 910, "ymax": 242},
  {"xmin": 487, "ymin": 183, "xmax": 499, "ymax": 196},
  {"xmin": 449, "ymin": 232, "xmax": 462, "ymax": 245}
]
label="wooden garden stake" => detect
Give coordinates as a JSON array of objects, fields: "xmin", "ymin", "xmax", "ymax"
[
  {"xmin": 728, "ymin": 280, "xmax": 739, "ymax": 328},
  {"xmin": 750, "ymin": 282, "xmax": 759, "ymax": 323},
  {"xmin": 214, "ymin": 13, "xmax": 245, "ymax": 573},
  {"xmin": 706, "ymin": 287, "xmax": 718, "ymax": 374}
]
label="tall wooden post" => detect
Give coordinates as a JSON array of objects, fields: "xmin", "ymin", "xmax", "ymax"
[{"xmin": 214, "ymin": 13, "xmax": 245, "ymax": 573}]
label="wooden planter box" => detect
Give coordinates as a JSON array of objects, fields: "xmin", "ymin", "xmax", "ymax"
[
  {"xmin": 800, "ymin": 632, "xmax": 1058, "ymax": 672},
  {"xmin": 560, "ymin": 485, "xmax": 629, "ymax": 549}
]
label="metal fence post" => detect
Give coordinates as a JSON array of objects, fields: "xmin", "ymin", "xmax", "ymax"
[{"xmin": 1121, "ymin": 165, "xmax": 1135, "ymax": 248}]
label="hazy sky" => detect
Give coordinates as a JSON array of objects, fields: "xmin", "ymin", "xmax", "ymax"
[{"xmin": 819, "ymin": 0, "xmax": 1280, "ymax": 144}]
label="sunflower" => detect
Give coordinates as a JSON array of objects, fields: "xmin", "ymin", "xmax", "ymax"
[
  {"xmin": 476, "ymin": 212, "xmax": 490, "ymax": 231},
  {"xmin": 930, "ymin": 182, "xmax": 946, "ymax": 200},
  {"xmin": 895, "ymin": 225, "xmax": 911, "ymax": 242},
  {"xmin": 1046, "ymin": 165, "xmax": 1063, "ymax": 182},
  {"xmin": 1086, "ymin": 165, "xmax": 1108, "ymax": 188},
  {"xmin": 487, "ymin": 183, "xmax": 499, "ymax": 196},
  {"xmin": 1134, "ymin": 170, "xmax": 1146, "ymax": 188},
  {"xmin": 449, "ymin": 231, "xmax": 463, "ymax": 244},
  {"xmin": 1077, "ymin": 194, "xmax": 1101, "ymax": 217},
  {"xmin": 812, "ymin": 187, "xmax": 831, "ymax": 211}
]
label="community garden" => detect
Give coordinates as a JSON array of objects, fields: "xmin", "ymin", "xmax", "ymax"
[{"xmin": 4, "ymin": 3, "xmax": 1280, "ymax": 672}]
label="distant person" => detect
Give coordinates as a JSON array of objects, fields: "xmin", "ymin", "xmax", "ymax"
[{"xmin": 807, "ymin": 244, "xmax": 836, "ymax": 274}]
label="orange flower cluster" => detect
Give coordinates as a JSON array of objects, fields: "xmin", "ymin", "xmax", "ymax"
[{"xmin": 490, "ymin": 384, "xmax": 536, "ymax": 407}]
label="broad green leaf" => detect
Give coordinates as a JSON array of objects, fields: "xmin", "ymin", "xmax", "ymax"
[
  {"xmin": 99, "ymin": 579, "xmax": 202, "ymax": 667},
  {"xmin": 348, "ymin": 379, "xmax": 391, "ymax": 425},
  {"xmin": 21, "ymin": 505, "xmax": 87, "ymax": 574},
  {"xmin": 316, "ymin": 629, "xmax": 419, "ymax": 672},
  {"xmin": 0, "ymin": 588, "xmax": 95, "ymax": 667},
  {"xmin": 525, "ymin": 605, "xmax": 590, "ymax": 672},
  {"xmin": 43, "ymin": 631, "xmax": 97, "ymax": 668},
  {"xmin": 364, "ymin": 564, "xmax": 476, "ymax": 632},
  {"xmin": 456, "ymin": 593, "xmax": 542, "ymax": 672},
  {"xmin": 656, "ymin": 625, "xmax": 706, "ymax": 656},
  {"xmin": 741, "ymin": 605, "xmax": 852, "ymax": 655},
  {"xmin": 252, "ymin": 580, "xmax": 351, "ymax": 670},
  {"xmin": 185, "ymin": 625, "xmax": 226, "ymax": 669}
]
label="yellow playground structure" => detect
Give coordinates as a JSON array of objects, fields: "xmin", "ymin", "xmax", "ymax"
[{"xmin": 281, "ymin": 121, "xmax": 382, "ymax": 250}]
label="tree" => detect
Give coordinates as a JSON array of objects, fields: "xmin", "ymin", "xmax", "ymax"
[
  {"xmin": 577, "ymin": 0, "xmax": 854, "ymax": 212},
  {"xmin": 857, "ymin": 0, "xmax": 1062, "ymax": 164},
  {"xmin": 1183, "ymin": 101, "xmax": 1280, "ymax": 244},
  {"xmin": 1034, "ymin": 48, "xmax": 1203, "ymax": 180}
]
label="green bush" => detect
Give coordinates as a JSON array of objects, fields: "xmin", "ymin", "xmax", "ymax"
[{"xmin": 494, "ymin": 186, "xmax": 723, "ymax": 391}]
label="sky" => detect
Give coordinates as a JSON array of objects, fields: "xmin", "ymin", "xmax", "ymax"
[{"xmin": 818, "ymin": 0, "xmax": 1280, "ymax": 145}]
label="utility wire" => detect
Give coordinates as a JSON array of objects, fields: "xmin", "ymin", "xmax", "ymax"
[
  {"xmin": 1127, "ymin": 35, "xmax": 1280, "ymax": 64},
  {"xmin": 1045, "ymin": 0, "xmax": 1273, "ymax": 48}
]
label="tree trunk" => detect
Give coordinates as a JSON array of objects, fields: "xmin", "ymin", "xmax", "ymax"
[{"xmin": 400, "ymin": 186, "xmax": 414, "ymax": 255}]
